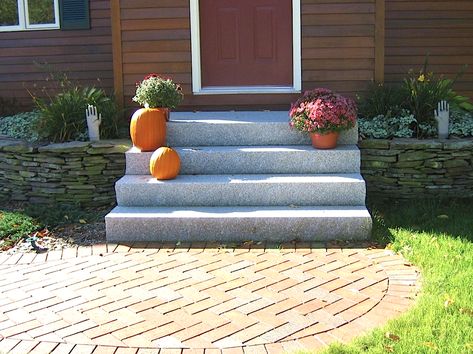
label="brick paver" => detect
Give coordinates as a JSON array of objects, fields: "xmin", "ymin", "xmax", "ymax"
[{"xmin": 0, "ymin": 243, "xmax": 419, "ymax": 353}]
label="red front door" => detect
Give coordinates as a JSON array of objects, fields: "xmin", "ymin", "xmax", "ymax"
[{"xmin": 199, "ymin": 0, "xmax": 293, "ymax": 88}]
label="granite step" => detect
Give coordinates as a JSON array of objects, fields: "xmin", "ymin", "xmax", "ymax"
[
  {"xmin": 115, "ymin": 174, "xmax": 366, "ymax": 207},
  {"xmin": 167, "ymin": 111, "xmax": 358, "ymax": 146},
  {"xmin": 125, "ymin": 145, "xmax": 361, "ymax": 175},
  {"xmin": 105, "ymin": 205, "xmax": 372, "ymax": 242}
]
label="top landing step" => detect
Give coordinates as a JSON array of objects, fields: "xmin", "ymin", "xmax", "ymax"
[{"xmin": 167, "ymin": 111, "xmax": 358, "ymax": 146}]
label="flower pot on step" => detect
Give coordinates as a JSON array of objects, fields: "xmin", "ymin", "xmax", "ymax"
[{"xmin": 310, "ymin": 131, "xmax": 339, "ymax": 149}]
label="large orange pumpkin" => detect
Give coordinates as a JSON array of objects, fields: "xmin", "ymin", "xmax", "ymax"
[
  {"xmin": 130, "ymin": 108, "xmax": 167, "ymax": 152},
  {"xmin": 150, "ymin": 147, "xmax": 181, "ymax": 180}
]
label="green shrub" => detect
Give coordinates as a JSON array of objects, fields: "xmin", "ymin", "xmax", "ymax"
[
  {"xmin": 33, "ymin": 86, "xmax": 124, "ymax": 143},
  {"xmin": 0, "ymin": 111, "xmax": 42, "ymax": 141},
  {"xmin": 358, "ymin": 57, "xmax": 473, "ymax": 139},
  {"xmin": 357, "ymin": 82, "xmax": 405, "ymax": 119},
  {"xmin": 402, "ymin": 61, "xmax": 472, "ymax": 138},
  {"xmin": 28, "ymin": 65, "xmax": 126, "ymax": 143}
]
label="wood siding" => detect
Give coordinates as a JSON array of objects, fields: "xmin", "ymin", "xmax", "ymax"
[
  {"xmin": 4, "ymin": 0, "xmax": 471, "ymax": 111},
  {"xmin": 0, "ymin": 0, "xmax": 113, "ymax": 109},
  {"xmin": 119, "ymin": 0, "xmax": 376, "ymax": 110},
  {"xmin": 385, "ymin": 0, "xmax": 473, "ymax": 98}
]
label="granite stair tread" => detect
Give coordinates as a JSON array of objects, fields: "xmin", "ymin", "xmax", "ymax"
[
  {"xmin": 115, "ymin": 173, "xmax": 367, "ymax": 207},
  {"xmin": 106, "ymin": 205, "xmax": 372, "ymax": 242},
  {"xmin": 125, "ymin": 144, "xmax": 361, "ymax": 175},
  {"xmin": 106, "ymin": 111, "xmax": 371, "ymax": 242},
  {"xmin": 167, "ymin": 111, "xmax": 358, "ymax": 146}
]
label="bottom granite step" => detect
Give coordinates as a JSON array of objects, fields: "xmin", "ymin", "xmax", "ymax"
[{"xmin": 105, "ymin": 206, "xmax": 372, "ymax": 242}]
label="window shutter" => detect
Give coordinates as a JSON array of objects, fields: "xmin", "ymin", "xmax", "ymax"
[{"xmin": 60, "ymin": 0, "xmax": 90, "ymax": 30}]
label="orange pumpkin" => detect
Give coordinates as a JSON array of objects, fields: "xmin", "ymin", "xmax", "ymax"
[
  {"xmin": 130, "ymin": 108, "xmax": 167, "ymax": 152},
  {"xmin": 150, "ymin": 147, "xmax": 181, "ymax": 180}
]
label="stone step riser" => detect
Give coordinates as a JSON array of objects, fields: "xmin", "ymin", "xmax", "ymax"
[
  {"xmin": 166, "ymin": 112, "xmax": 358, "ymax": 146},
  {"xmin": 115, "ymin": 174, "xmax": 366, "ymax": 207},
  {"xmin": 125, "ymin": 146, "xmax": 361, "ymax": 175},
  {"xmin": 106, "ymin": 206, "xmax": 372, "ymax": 242}
]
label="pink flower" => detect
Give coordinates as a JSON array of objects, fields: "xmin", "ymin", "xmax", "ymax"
[{"xmin": 289, "ymin": 88, "xmax": 357, "ymax": 134}]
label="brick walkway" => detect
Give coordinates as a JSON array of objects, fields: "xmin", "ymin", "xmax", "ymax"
[{"xmin": 0, "ymin": 242, "xmax": 419, "ymax": 354}]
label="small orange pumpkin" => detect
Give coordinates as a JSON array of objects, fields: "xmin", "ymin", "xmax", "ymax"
[
  {"xmin": 130, "ymin": 108, "xmax": 167, "ymax": 152},
  {"xmin": 150, "ymin": 147, "xmax": 181, "ymax": 180}
]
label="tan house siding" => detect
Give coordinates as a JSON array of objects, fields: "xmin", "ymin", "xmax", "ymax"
[
  {"xmin": 2, "ymin": 0, "xmax": 471, "ymax": 111},
  {"xmin": 301, "ymin": 0, "xmax": 377, "ymax": 97},
  {"xmin": 0, "ymin": 0, "xmax": 113, "ymax": 108},
  {"xmin": 385, "ymin": 0, "xmax": 473, "ymax": 98}
]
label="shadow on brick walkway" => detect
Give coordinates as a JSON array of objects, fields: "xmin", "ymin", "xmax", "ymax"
[{"xmin": 0, "ymin": 242, "xmax": 420, "ymax": 354}]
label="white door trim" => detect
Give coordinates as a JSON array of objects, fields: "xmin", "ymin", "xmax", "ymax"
[{"xmin": 190, "ymin": 0, "xmax": 302, "ymax": 95}]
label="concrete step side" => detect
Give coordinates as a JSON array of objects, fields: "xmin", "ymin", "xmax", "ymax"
[
  {"xmin": 115, "ymin": 174, "xmax": 367, "ymax": 207},
  {"xmin": 125, "ymin": 145, "xmax": 361, "ymax": 175},
  {"xmin": 105, "ymin": 206, "xmax": 372, "ymax": 242},
  {"xmin": 167, "ymin": 111, "xmax": 358, "ymax": 146}
]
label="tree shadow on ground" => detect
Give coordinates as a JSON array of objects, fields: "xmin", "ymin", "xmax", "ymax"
[{"xmin": 366, "ymin": 197, "xmax": 473, "ymax": 245}]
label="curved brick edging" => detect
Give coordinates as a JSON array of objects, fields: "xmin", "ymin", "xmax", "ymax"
[
  {"xmin": 0, "ymin": 139, "xmax": 131, "ymax": 207},
  {"xmin": 0, "ymin": 243, "xmax": 420, "ymax": 354},
  {"xmin": 359, "ymin": 138, "xmax": 473, "ymax": 198}
]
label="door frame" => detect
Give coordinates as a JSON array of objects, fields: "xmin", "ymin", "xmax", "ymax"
[{"xmin": 190, "ymin": 0, "xmax": 301, "ymax": 95}]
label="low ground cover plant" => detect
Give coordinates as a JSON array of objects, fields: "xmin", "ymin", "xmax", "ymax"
[
  {"xmin": 0, "ymin": 111, "xmax": 42, "ymax": 141},
  {"xmin": 0, "ymin": 203, "xmax": 105, "ymax": 250},
  {"xmin": 0, "ymin": 210, "xmax": 39, "ymax": 250},
  {"xmin": 358, "ymin": 59, "xmax": 473, "ymax": 139}
]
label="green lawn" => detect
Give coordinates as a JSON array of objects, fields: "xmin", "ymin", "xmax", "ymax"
[{"xmin": 321, "ymin": 198, "xmax": 473, "ymax": 354}]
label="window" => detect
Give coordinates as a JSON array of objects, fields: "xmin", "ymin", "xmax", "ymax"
[{"xmin": 0, "ymin": 0, "xmax": 60, "ymax": 31}]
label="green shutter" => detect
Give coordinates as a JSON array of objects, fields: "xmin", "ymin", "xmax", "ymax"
[{"xmin": 60, "ymin": 0, "xmax": 90, "ymax": 30}]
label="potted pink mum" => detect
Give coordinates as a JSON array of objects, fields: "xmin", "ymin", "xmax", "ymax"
[{"xmin": 289, "ymin": 88, "xmax": 357, "ymax": 149}]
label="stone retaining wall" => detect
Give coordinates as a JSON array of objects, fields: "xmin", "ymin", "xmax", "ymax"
[
  {"xmin": 359, "ymin": 138, "xmax": 473, "ymax": 198},
  {"xmin": 0, "ymin": 139, "xmax": 131, "ymax": 207},
  {"xmin": 2, "ymin": 137, "xmax": 472, "ymax": 206}
]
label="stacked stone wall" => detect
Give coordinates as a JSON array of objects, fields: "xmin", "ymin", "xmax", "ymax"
[
  {"xmin": 359, "ymin": 139, "xmax": 473, "ymax": 198},
  {"xmin": 0, "ymin": 139, "xmax": 130, "ymax": 207},
  {"xmin": 2, "ymin": 137, "xmax": 472, "ymax": 206}
]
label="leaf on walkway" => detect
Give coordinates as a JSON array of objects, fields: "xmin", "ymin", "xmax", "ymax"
[{"xmin": 33, "ymin": 228, "xmax": 50, "ymax": 238}]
